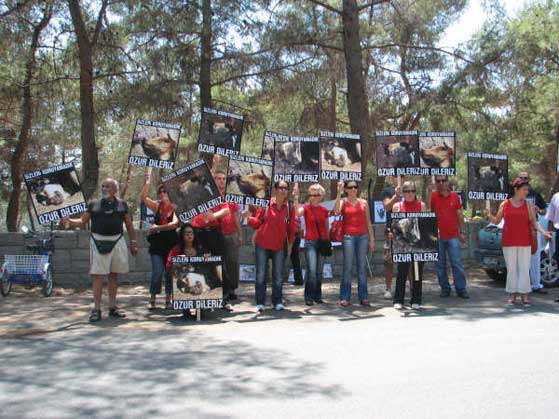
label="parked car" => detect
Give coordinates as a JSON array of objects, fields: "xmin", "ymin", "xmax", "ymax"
[{"xmin": 474, "ymin": 215, "xmax": 559, "ymax": 287}]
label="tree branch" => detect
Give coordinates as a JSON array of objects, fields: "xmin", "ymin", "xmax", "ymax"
[
  {"xmin": 364, "ymin": 42, "xmax": 475, "ymax": 64},
  {"xmin": 358, "ymin": 0, "xmax": 391, "ymax": 12},
  {"xmin": 0, "ymin": 0, "xmax": 33, "ymax": 19},
  {"xmin": 306, "ymin": 0, "xmax": 342, "ymax": 15},
  {"xmin": 92, "ymin": 0, "xmax": 109, "ymax": 47}
]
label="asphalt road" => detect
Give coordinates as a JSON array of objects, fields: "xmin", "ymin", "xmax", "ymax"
[{"xmin": 1, "ymin": 273, "xmax": 559, "ymax": 419}]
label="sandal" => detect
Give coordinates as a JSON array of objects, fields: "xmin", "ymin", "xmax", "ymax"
[
  {"xmin": 506, "ymin": 297, "xmax": 516, "ymax": 307},
  {"xmin": 148, "ymin": 301, "xmax": 156, "ymax": 311},
  {"xmin": 522, "ymin": 298, "xmax": 532, "ymax": 307},
  {"xmin": 109, "ymin": 307, "xmax": 126, "ymax": 318},
  {"xmin": 89, "ymin": 309, "xmax": 101, "ymax": 323}
]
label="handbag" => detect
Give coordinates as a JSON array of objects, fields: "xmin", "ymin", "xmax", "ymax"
[
  {"xmin": 92, "ymin": 234, "xmax": 122, "ymax": 254},
  {"xmin": 329, "ymin": 212, "xmax": 344, "ymax": 243},
  {"xmin": 310, "ymin": 206, "xmax": 332, "ymax": 257}
]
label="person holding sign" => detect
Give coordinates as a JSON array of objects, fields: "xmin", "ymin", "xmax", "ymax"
[
  {"xmin": 243, "ymin": 180, "xmax": 297, "ymax": 312},
  {"xmin": 486, "ymin": 178, "xmax": 552, "ymax": 307},
  {"xmin": 62, "ymin": 178, "xmax": 137, "ymax": 322},
  {"xmin": 141, "ymin": 171, "xmax": 180, "ymax": 310},
  {"xmin": 381, "ymin": 177, "xmax": 402, "ymax": 300},
  {"xmin": 333, "ymin": 180, "xmax": 375, "ymax": 307},
  {"xmin": 392, "ymin": 181, "xmax": 428, "ymax": 310},
  {"xmin": 428, "ymin": 175, "xmax": 469, "ymax": 299},
  {"xmin": 296, "ymin": 184, "xmax": 329, "ymax": 305}
]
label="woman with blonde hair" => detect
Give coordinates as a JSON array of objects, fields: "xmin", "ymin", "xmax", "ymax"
[{"xmin": 296, "ymin": 183, "xmax": 329, "ymax": 305}]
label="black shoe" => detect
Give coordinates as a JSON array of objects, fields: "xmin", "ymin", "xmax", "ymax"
[
  {"xmin": 293, "ymin": 281, "xmax": 304, "ymax": 286},
  {"xmin": 89, "ymin": 309, "xmax": 101, "ymax": 322},
  {"xmin": 456, "ymin": 290, "xmax": 470, "ymax": 299},
  {"xmin": 532, "ymin": 288, "xmax": 548, "ymax": 294},
  {"xmin": 305, "ymin": 300, "xmax": 314, "ymax": 306},
  {"xmin": 440, "ymin": 289, "xmax": 451, "ymax": 297},
  {"xmin": 314, "ymin": 299, "xmax": 324, "ymax": 304},
  {"xmin": 228, "ymin": 293, "xmax": 239, "ymax": 300},
  {"xmin": 109, "ymin": 307, "xmax": 126, "ymax": 318}
]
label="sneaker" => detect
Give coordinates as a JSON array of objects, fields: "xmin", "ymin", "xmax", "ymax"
[
  {"xmin": 89, "ymin": 309, "xmax": 101, "ymax": 322},
  {"xmin": 305, "ymin": 300, "xmax": 314, "ymax": 306},
  {"xmin": 275, "ymin": 303, "xmax": 285, "ymax": 311},
  {"xmin": 532, "ymin": 288, "xmax": 548, "ymax": 294},
  {"xmin": 256, "ymin": 304, "xmax": 264, "ymax": 312},
  {"xmin": 383, "ymin": 290, "xmax": 392, "ymax": 300},
  {"xmin": 393, "ymin": 303, "xmax": 403, "ymax": 310},
  {"xmin": 411, "ymin": 303, "xmax": 421, "ymax": 310},
  {"xmin": 456, "ymin": 290, "xmax": 470, "ymax": 299},
  {"xmin": 315, "ymin": 299, "xmax": 324, "ymax": 304},
  {"xmin": 108, "ymin": 307, "xmax": 126, "ymax": 318},
  {"xmin": 440, "ymin": 288, "xmax": 451, "ymax": 298},
  {"xmin": 224, "ymin": 302, "xmax": 233, "ymax": 311}
]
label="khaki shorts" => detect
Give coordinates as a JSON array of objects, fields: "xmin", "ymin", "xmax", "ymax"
[{"xmin": 90, "ymin": 233, "xmax": 129, "ymax": 275}]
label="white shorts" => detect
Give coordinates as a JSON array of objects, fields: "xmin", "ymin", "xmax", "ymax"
[{"xmin": 89, "ymin": 233, "xmax": 129, "ymax": 276}]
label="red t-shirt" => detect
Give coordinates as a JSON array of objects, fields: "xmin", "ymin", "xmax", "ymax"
[
  {"xmin": 341, "ymin": 199, "xmax": 368, "ymax": 235},
  {"xmin": 502, "ymin": 199, "xmax": 531, "ymax": 247},
  {"xmin": 191, "ymin": 212, "xmax": 220, "ymax": 228},
  {"xmin": 400, "ymin": 199, "xmax": 422, "ymax": 213},
  {"xmin": 430, "ymin": 191, "xmax": 462, "ymax": 240},
  {"xmin": 219, "ymin": 202, "xmax": 239, "ymax": 235},
  {"xmin": 303, "ymin": 204, "xmax": 329, "ymax": 240},
  {"xmin": 248, "ymin": 198, "xmax": 296, "ymax": 251}
]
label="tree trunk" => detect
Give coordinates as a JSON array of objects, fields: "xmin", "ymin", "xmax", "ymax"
[
  {"xmin": 326, "ymin": 51, "xmax": 339, "ymax": 199},
  {"xmin": 68, "ymin": 0, "xmax": 106, "ymax": 200},
  {"xmin": 200, "ymin": 0, "xmax": 212, "ymax": 109},
  {"xmin": 6, "ymin": 9, "xmax": 52, "ymax": 231}
]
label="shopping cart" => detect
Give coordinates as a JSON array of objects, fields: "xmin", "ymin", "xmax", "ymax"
[{"xmin": 0, "ymin": 226, "xmax": 56, "ymax": 297}]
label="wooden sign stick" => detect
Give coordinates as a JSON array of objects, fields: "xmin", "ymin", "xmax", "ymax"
[{"xmin": 414, "ymin": 260, "xmax": 420, "ymax": 282}]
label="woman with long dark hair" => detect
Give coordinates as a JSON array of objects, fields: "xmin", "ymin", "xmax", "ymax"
[
  {"xmin": 333, "ymin": 179, "xmax": 375, "ymax": 307},
  {"xmin": 486, "ymin": 177, "xmax": 551, "ymax": 306},
  {"xmin": 141, "ymin": 171, "xmax": 179, "ymax": 310},
  {"xmin": 243, "ymin": 180, "xmax": 297, "ymax": 312}
]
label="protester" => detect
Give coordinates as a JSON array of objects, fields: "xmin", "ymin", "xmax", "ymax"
[
  {"xmin": 519, "ymin": 171, "xmax": 548, "ymax": 294},
  {"xmin": 391, "ymin": 181, "xmax": 428, "ymax": 310},
  {"xmin": 381, "ymin": 176, "xmax": 401, "ymax": 300},
  {"xmin": 487, "ymin": 177, "xmax": 551, "ymax": 307},
  {"xmin": 546, "ymin": 188, "xmax": 559, "ymax": 303},
  {"xmin": 333, "ymin": 180, "xmax": 375, "ymax": 307},
  {"xmin": 141, "ymin": 170, "xmax": 179, "ymax": 310},
  {"xmin": 428, "ymin": 175, "xmax": 469, "ymax": 299},
  {"xmin": 62, "ymin": 178, "xmax": 137, "ymax": 322},
  {"xmin": 213, "ymin": 170, "xmax": 243, "ymax": 301},
  {"xmin": 243, "ymin": 180, "xmax": 297, "ymax": 312},
  {"xmin": 296, "ymin": 183, "xmax": 329, "ymax": 305}
]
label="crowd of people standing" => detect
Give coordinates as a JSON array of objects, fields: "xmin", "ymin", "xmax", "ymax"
[{"xmin": 61, "ymin": 167, "xmax": 559, "ymax": 323}]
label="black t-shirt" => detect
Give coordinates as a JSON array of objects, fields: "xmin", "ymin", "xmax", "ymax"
[
  {"xmin": 527, "ymin": 188, "xmax": 546, "ymax": 211},
  {"xmin": 87, "ymin": 198, "xmax": 129, "ymax": 235},
  {"xmin": 381, "ymin": 186, "xmax": 396, "ymax": 233}
]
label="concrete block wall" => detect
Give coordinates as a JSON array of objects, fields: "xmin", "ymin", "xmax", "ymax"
[{"xmin": 0, "ymin": 223, "xmax": 485, "ymax": 288}]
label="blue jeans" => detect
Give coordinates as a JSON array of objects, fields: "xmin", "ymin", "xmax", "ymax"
[
  {"xmin": 304, "ymin": 240, "xmax": 323, "ymax": 302},
  {"xmin": 340, "ymin": 234, "xmax": 369, "ymax": 302},
  {"xmin": 436, "ymin": 238, "xmax": 467, "ymax": 292},
  {"xmin": 255, "ymin": 244, "xmax": 285, "ymax": 305},
  {"xmin": 149, "ymin": 253, "xmax": 173, "ymax": 296}
]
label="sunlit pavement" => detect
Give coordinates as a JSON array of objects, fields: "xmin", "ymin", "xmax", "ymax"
[{"xmin": 2, "ymin": 270, "xmax": 559, "ymax": 419}]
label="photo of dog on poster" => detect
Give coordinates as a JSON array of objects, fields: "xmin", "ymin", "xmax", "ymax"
[
  {"xmin": 391, "ymin": 214, "xmax": 438, "ymax": 255},
  {"xmin": 24, "ymin": 163, "xmax": 86, "ymax": 222},
  {"xmin": 162, "ymin": 161, "xmax": 221, "ymax": 222},
  {"xmin": 226, "ymin": 156, "xmax": 272, "ymax": 206},
  {"xmin": 468, "ymin": 155, "xmax": 508, "ymax": 195},
  {"xmin": 128, "ymin": 120, "xmax": 181, "ymax": 166},
  {"xmin": 172, "ymin": 257, "xmax": 223, "ymax": 301},
  {"xmin": 320, "ymin": 135, "xmax": 362, "ymax": 172},
  {"xmin": 376, "ymin": 133, "xmax": 419, "ymax": 170},
  {"xmin": 198, "ymin": 108, "xmax": 243, "ymax": 155},
  {"xmin": 273, "ymin": 137, "xmax": 319, "ymax": 181},
  {"xmin": 419, "ymin": 134, "xmax": 455, "ymax": 170}
]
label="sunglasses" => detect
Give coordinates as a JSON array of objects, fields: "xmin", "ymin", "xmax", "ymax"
[
  {"xmin": 276, "ymin": 186, "xmax": 288, "ymax": 190},
  {"xmin": 345, "ymin": 186, "xmax": 358, "ymax": 190},
  {"xmin": 309, "ymin": 194, "xmax": 321, "ymax": 197},
  {"xmin": 403, "ymin": 189, "xmax": 416, "ymax": 193},
  {"xmin": 519, "ymin": 177, "xmax": 529, "ymax": 180},
  {"xmin": 435, "ymin": 179, "xmax": 447, "ymax": 183}
]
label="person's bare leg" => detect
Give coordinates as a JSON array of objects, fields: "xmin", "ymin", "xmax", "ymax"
[
  {"xmin": 92, "ymin": 275, "xmax": 104, "ymax": 310},
  {"xmin": 384, "ymin": 262, "xmax": 393, "ymax": 291},
  {"xmin": 108, "ymin": 273, "xmax": 118, "ymax": 308}
]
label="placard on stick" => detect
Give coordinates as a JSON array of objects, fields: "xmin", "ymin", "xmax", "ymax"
[
  {"xmin": 319, "ymin": 131, "xmax": 362, "ymax": 182},
  {"xmin": 225, "ymin": 155, "xmax": 273, "ymax": 207},
  {"xmin": 467, "ymin": 152, "xmax": 509, "ymax": 201},
  {"xmin": 419, "ymin": 131, "xmax": 456, "ymax": 176},
  {"xmin": 162, "ymin": 159, "xmax": 222, "ymax": 223},
  {"xmin": 171, "ymin": 255, "xmax": 224, "ymax": 310},
  {"xmin": 198, "ymin": 107, "xmax": 244, "ymax": 157},
  {"xmin": 24, "ymin": 162, "xmax": 86, "ymax": 225},
  {"xmin": 261, "ymin": 130, "xmax": 288, "ymax": 161},
  {"xmin": 272, "ymin": 135, "xmax": 319, "ymax": 183},
  {"xmin": 128, "ymin": 119, "xmax": 182, "ymax": 169},
  {"xmin": 390, "ymin": 212, "xmax": 439, "ymax": 263},
  {"xmin": 375, "ymin": 131, "xmax": 421, "ymax": 176}
]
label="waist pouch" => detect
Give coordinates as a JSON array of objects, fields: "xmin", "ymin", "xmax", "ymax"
[{"xmin": 92, "ymin": 234, "xmax": 122, "ymax": 254}]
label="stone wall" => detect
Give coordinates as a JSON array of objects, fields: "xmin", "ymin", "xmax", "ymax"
[{"xmin": 0, "ymin": 223, "xmax": 485, "ymax": 288}]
